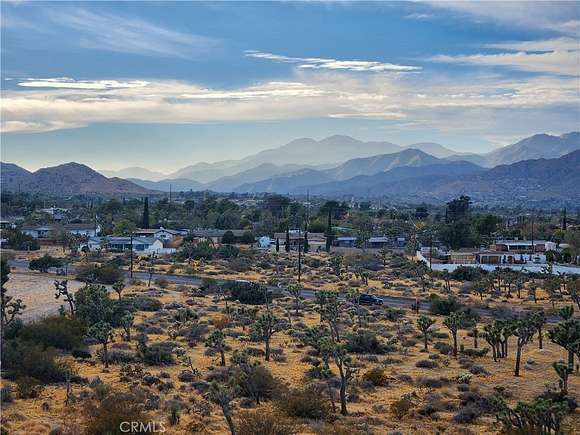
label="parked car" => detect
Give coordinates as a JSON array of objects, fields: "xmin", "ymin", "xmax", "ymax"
[{"xmin": 359, "ymin": 294, "xmax": 383, "ymax": 305}]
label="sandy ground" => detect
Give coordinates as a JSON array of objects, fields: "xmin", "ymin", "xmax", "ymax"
[{"xmin": 5, "ymin": 270, "xmax": 85, "ymax": 322}]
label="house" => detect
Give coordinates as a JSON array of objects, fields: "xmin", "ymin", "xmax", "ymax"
[
  {"xmin": 134, "ymin": 227, "xmax": 182, "ymax": 241},
  {"xmin": 105, "ymin": 236, "xmax": 174, "ymax": 255},
  {"xmin": 191, "ymin": 229, "xmax": 250, "ymax": 244},
  {"xmin": 79, "ymin": 237, "xmax": 104, "ymax": 252},
  {"xmin": 21, "ymin": 225, "xmax": 57, "ymax": 238},
  {"xmin": 258, "ymin": 236, "xmax": 273, "ymax": 248},
  {"xmin": 273, "ymin": 231, "xmax": 326, "ymax": 249},
  {"xmin": 476, "ymin": 250, "xmax": 546, "ymax": 265},
  {"xmin": 491, "ymin": 239, "xmax": 556, "ymax": 253},
  {"xmin": 448, "ymin": 248, "xmax": 479, "ymax": 264},
  {"xmin": 367, "ymin": 236, "xmax": 390, "ymax": 249},
  {"xmin": 334, "ymin": 236, "xmax": 357, "ymax": 248},
  {"xmin": 21, "ymin": 223, "xmax": 99, "ymax": 238}
]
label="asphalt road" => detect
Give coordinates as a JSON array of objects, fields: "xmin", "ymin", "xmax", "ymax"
[{"xmin": 8, "ymin": 259, "xmax": 560, "ymax": 322}]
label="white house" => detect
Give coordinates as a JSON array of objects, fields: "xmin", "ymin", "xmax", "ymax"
[
  {"xmin": 22, "ymin": 223, "xmax": 99, "ymax": 238},
  {"xmin": 106, "ymin": 236, "xmax": 175, "ymax": 255},
  {"xmin": 134, "ymin": 227, "xmax": 182, "ymax": 241}
]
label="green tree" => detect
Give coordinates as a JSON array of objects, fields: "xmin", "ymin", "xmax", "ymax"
[
  {"xmin": 287, "ymin": 283, "xmax": 303, "ymax": 316},
  {"xmin": 88, "ymin": 321, "xmax": 113, "ymax": 367},
  {"xmin": 320, "ymin": 337, "xmax": 356, "ymax": 416},
  {"xmin": 121, "ymin": 311, "xmax": 134, "ymax": 341},
  {"xmin": 549, "ymin": 306, "xmax": 580, "ymax": 371},
  {"xmin": 250, "ymin": 312, "xmax": 281, "ymax": 361},
  {"xmin": 443, "ymin": 312, "xmax": 473, "ymax": 357},
  {"xmin": 1, "ymin": 259, "xmax": 25, "ymax": 333},
  {"xmin": 142, "ymin": 197, "xmax": 150, "ymax": 228},
  {"xmin": 222, "ymin": 230, "xmax": 236, "ymax": 244},
  {"xmin": 29, "ymin": 254, "xmax": 63, "ymax": 273},
  {"xmin": 205, "ymin": 329, "xmax": 227, "ymax": 366},
  {"xmin": 74, "ymin": 284, "xmax": 115, "ymax": 326},
  {"xmin": 206, "ymin": 381, "xmax": 238, "ymax": 435},
  {"xmin": 112, "ymin": 218, "xmax": 137, "ymax": 236},
  {"xmin": 513, "ymin": 316, "xmax": 536, "ymax": 377},
  {"xmin": 417, "ymin": 315, "xmax": 436, "ymax": 351}
]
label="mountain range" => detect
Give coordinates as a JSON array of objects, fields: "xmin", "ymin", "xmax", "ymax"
[
  {"xmin": 1, "ymin": 131, "xmax": 578, "ymax": 205},
  {"xmin": 1, "ymin": 162, "xmax": 149, "ymax": 196}
]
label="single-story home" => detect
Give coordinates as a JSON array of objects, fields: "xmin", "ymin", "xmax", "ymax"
[
  {"xmin": 105, "ymin": 236, "xmax": 175, "ymax": 255},
  {"xmin": 334, "ymin": 236, "xmax": 357, "ymax": 248},
  {"xmin": 273, "ymin": 231, "xmax": 326, "ymax": 249},
  {"xmin": 367, "ymin": 236, "xmax": 390, "ymax": 249},
  {"xmin": 22, "ymin": 223, "xmax": 99, "ymax": 238},
  {"xmin": 134, "ymin": 227, "xmax": 183, "ymax": 241},
  {"xmin": 448, "ymin": 248, "xmax": 479, "ymax": 264},
  {"xmin": 491, "ymin": 240, "xmax": 557, "ymax": 253}
]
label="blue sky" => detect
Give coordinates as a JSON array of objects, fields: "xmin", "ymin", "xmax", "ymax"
[{"xmin": 1, "ymin": 1, "xmax": 579, "ymax": 172}]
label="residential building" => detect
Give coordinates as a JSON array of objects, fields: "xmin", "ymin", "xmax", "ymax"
[
  {"xmin": 448, "ymin": 248, "xmax": 479, "ymax": 264},
  {"xmin": 334, "ymin": 236, "xmax": 357, "ymax": 248},
  {"xmin": 22, "ymin": 223, "xmax": 99, "ymax": 238},
  {"xmin": 134, "ymin": 227, "xmax": 183, "ymax": 241}
]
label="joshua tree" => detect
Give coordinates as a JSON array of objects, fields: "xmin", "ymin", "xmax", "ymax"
[
  {"xmin": 285, "ymin": 227, "xmax": 291, "ymax": 253},
  {"xmin": 207, "ymin": 381, "xmax": 238, "ymax": 435},
  {"xmin": 320, "ymin": 291, "xmax": 344, "ymax": 342},
  {"xmin": 112, "ymin": 280, "xmax": 125, "ymax": 301},
  {"xmin": 443, "ymin": 312, "xmax": 472, "ymax": 357},
  {"xmin": 347, "ymin": 288, "xmax": 363, "ymax": 328},
  {"xmin": 250, "ymin": 312, "xmax": 281, "ymax": 361},
  {"xmin": 320, "ymin": 337, "xmax": 356, "ymax": 416},
  {"xmin": 531, "ymin": 310, "xmax": 546, "ymax": 349},
  {"xmin": 121, "ymin": 311, "xmax": 134, "ymax": 341},
  {"xmin": 54, "ymin": 279, "xmax": 75, "ymax": 315},
  {"xmin": 416, "ymin": 315, "xmax": 436, "ymax": 351},
  {"xmin": 553, "ymin": 360, "xmax": 572, "ymax": 394},
  {"xmin": 378, "ymin": 248, "xmax": 389, "ymax": 268},
  {"xmin": 287, "ymin": 283, "xmax": 303, "ymax": 316},
  {"xmin": 1, "ymin": 259, "xmax": 25, "ymax": 334},
  {"xmin": 88, "ymin": 321, "xmax": 113, "ymax": 368},
  {"xmin": 513, "ymin": 315, "xmax": 536, "ymax": 376},
  {"xmin": 549, "ymin": 306, "xmax": 580, "ymax": 371},
  {"xmin": 329, "ymin": 255, "xmax": 343, "ymax": 276},
  {"xmin": 205, "ymin": 329, "xmax": 227, "ymax": 366}
]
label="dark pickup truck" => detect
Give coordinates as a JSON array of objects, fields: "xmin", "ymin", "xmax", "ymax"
[{"xmin": 359, "ymin": 294, "xmax": 384, "ymax": 305}]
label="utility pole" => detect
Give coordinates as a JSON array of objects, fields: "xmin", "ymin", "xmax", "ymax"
[
  {"xmin": 530, "ymin": 214, "xmax": 535, "ymax": 261},
  {"xmin": 169, "ymin": 184, "xmax": 172, "ymax": 203},
  {"xmin": 428, "ymin": 232, "xmax": 433, "ymax": 271},
  {"xmin": 130, "ymin": 233, "xmax": 134, "ymax": 279},
  {"xmin": 298, "ymin": 227, "xmax": 302, "ymax": 282}
]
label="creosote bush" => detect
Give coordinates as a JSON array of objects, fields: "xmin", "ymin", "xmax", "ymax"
[
  {"xmin": 278, "ymin": 384, "xmax": 332, "ymax": 420},
  {"xmin": 362, "ymin": 367, "xmax": 389, "ymax": 387},
  {"xmin": 18, "ymin": 316, "xmax": 86, "ymax": 350},
  {"xmin": 237, "ymin": 408, "xmax": 298, "ymax": 435}
]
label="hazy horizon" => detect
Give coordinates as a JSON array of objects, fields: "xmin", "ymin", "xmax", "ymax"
[{"xmin": 2, "ymin": 1, "xmax": 579, "ymax": 172}]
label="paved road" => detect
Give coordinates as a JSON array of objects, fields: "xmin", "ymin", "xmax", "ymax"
[{"xmin": 8, "ymin": 259, "xmax": 560, "ymax": 322}]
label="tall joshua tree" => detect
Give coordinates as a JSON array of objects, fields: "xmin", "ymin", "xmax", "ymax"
[
  {"xmin": 417, "ymin": 315, "xmax": 436, "ymax": 351},
  {"xmin": 285, "ymin": 226, "xmax": 291, "ymax": 253}
]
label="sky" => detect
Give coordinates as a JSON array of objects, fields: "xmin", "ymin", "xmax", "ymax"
[{"xmin": 1, "ymin": 1, "xmax": 579, "ymax": 173}]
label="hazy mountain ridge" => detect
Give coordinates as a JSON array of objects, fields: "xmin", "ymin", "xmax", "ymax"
[
  {"xmin": 100, "ymin": 167, "xmax": 168, "ymax": 181},
  {"xmin": 1, "ymin": 162, "xmax": 151, "ymax": 195}
]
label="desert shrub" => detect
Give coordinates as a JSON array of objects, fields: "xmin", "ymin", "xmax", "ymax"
[
  {"xmin": 227, "ymin": 281, "xmax": 271, "ymax": 305},
  {"xmin": 416, "ymin": 377, "xmax": 444, "ymax": 389},
  {"xmin": 2, "ymin": 340, "xmax": 70, "ymax": 382},
  {"xmin": 434, "ymin": 342, "xmax": 453, "ymax": 355},
  {"xmin": 235, "ymin": 365, "xmax": 281, "ymax": 404},
  {"xmin": 141, "ymin": 341, "xmax": 176, "ymax": 365},
  {"xmin": 345, "ymin": 330, "xmax": 384, "ymax": 354},
  {"xmin": 72, "ymin": 348, "xmax": 92, "ymax": 359},
  {"xmin": 362, "ymin": 367, "xmax": 389, "ymax": 387},
  {"xmin": 390, "ymin": 396, "xmax": 413, "ymax": 418},
  {"xmin": 19, "ymin": 316, "xmax": 85, "ymax": 350},
  {"xmin": 278, "ymin": 384, "xmax": 331, "ymax": 420},
  {"xmin": 416, "ymin": 359, "xmax": 439, "ymax": 369},
  {"xmin": 469, "ymin": 365, "xmax": 488, "ymax": 375},
  {"xmin": 1, "ymin": 386, "xmax": 13, "ymax": 403},
  {"xmin": 2, "ymin": 317, "xmax": 23, "ymax": 340},
  {"xmin": 154, "ymin": 278, "xmax": 170, "ymax": 288},
  {"xmin": 218, "ymin": 244, "xmax": 240, "ymax": 259},
  {"xmin": 130, "ymin": 296, "xmax": 163, "ymax": 312},
  {"xmin": 75, "ymin": 263, "xmax": 123, "ymax": 285},
  {"xmin": 450, "ymin": 266, "xmax": 484, "ymax": 282},
  {"xmin": 84, "ymin": 390, "xmax": 150, "ymax": 435},
  {"xmin": 104, "ymin": 349, "xmax": 138, "ymax": 364},
  {"xmin": 16, "ymin": 377, "xmax": 44, "ymax": 399},
  {"xmin": 429, "ymin": 296, "xmax": 462, "ymax": 315},
  {"xmin": 453, "ymin": 405, "xmax": 480, "ymax": 424},
  {"xmin": 462, "ymin": 348, "xmax": 489, "ymax": 358},
  {"xmin": 29, "ymin": 254, "xmax": 63, "ymax": 273},
  {"xmin": 237, "ymin": 408, "xmax": 297, "ymax": 435},
  {"xmin": 4, "ymin": 229, "xmax": 40, "ymax": 250}
]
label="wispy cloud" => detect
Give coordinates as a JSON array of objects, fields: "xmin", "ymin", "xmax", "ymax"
[
  {"xmin": 245, "ymin": 50, "xmax": 421, "ymax": 72},
  {"xmin": 424, "ymin": 2, "xmax": 580, "ymax": 36},
  {"xmin": 3, "ymin": 72, "xmax": 577, "ymax": 135},
  {"xmin": 430, "ymin": 36, "xmax": 580, "ymax": 77},
  {"xmin": 11, "ymin": 7, "xmax": 219, "ymax": 58},
  {"xmin": 405, "ymin": 13, "xmax": 435, "ymax": 21},
  {"xmin": 18, "ymin": 78, "xmax": 150, "ymax": 90}
]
